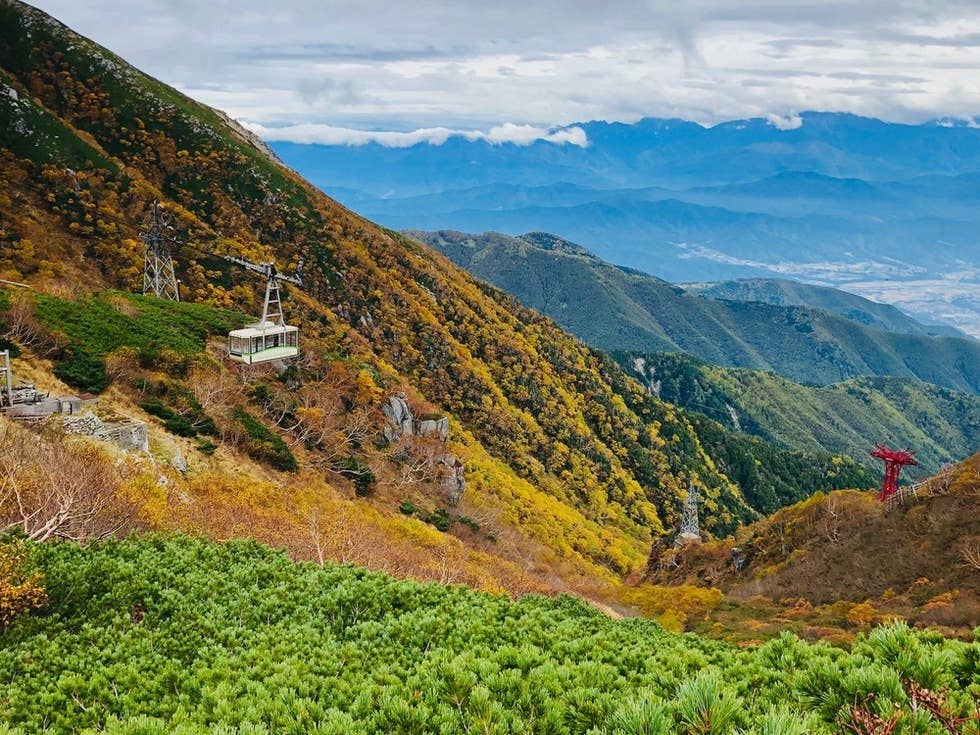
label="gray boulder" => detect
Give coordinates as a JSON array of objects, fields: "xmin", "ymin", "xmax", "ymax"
[
  {"xmin": 382, "ymin": 392, "xmax": 414, "ymax": 441},
  {"xmin": 416, "ymin": 417, "xmax": 449, "ymax": 441}
]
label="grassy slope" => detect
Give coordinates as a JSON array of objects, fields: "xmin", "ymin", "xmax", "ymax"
[
  {"xmin": 618, "ymin": 352, "xmax": 980, "ymax": 476},
  {"xmin": 414, "ymin": 229, "xmax": 980, "ymax": 392},
  {"xmin": 2, "ymin": 534, "xmax": 979, "ymax": 733}
]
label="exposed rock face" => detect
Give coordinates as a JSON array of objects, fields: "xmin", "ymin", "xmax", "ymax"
[
  {"xmin": 726, "ymin": 404, "xmax": 741, "ymax": 432},
  {"xmin": 382, "ymin": 393, "xmax": 465, "ymax": 503},
  {"xmin": 631, "ymin": 356, "xmax": 661, "ymax": 397},
  {"xmin": 382, "ymin": 393, "xmax": 451, "ymax": 443},
  {"xmin": 416, "ymin": 417, "xmax": 449, "ymax": 441},
  {"xmin": 171, "ymin": 448, "xmax": 187, "ymax": 474},
  {"xmin": 382, "ymin": 392, "xmax": 415, "ymax": 442}
]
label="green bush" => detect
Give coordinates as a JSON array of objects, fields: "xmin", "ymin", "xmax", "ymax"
[
  {"xmin": 338, "ymin": 455, "xmax": 375, "ymax": 496},
  {"xmin": 233, "ymin": 408, "xmax": 298, "ymax": 472},
  {"xmin": 1, "ymin": 536, "xmax": 977, "ymax": 734},
  {"xmin": 0, "ymin": 337, "xmax": 21, "ymax": 358},
  {"xmin": 53, "ymin": 346, "xmax": 108, "ymax": 393},
  {"xmin": 141, "ymin": 400, "xmax": 197, "ymax": 437},
  {"xmin": 424, "ymin": 508, "xmax": 452, "ymax": 532},
  {"xmin": 195, "ymin": 439, "xmax": 217, "ymax": 455}
]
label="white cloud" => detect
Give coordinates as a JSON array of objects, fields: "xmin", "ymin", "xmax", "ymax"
[
  {"xmin": 765, "ymin": 113, "xmax": 803, "ymax": 130},
  {"xmin": 242, "ymin": 121, "xmax": 589, "ymax": 148},
  {"xmin": 23, "ymin": 0, "xmax": 980, "ymax": 129}
]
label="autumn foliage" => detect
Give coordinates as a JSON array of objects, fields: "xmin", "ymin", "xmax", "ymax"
[{"xmin": 0, "ymin": 537, "xmax": 46, "ymax": 628}]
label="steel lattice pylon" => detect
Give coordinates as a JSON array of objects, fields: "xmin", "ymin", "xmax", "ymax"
[
  {"xmin": 871, "ymin": 443, "xmax": 917, "ymax": 502},
  {"xmin": 141, "ymin": 200, "xmax": 180, "ymax": 301},
  {"xmin": 675, "ymin": 483, "xmax": 701, "ymax": 546}
]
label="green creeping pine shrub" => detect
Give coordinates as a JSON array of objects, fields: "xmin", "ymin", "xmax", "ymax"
[
  {"xmin": 425, "ymin": 508, "xmax": 453, "ymax": 531},
  {"xmin": 338, "ymin": 455, "xmax": 376, "ymax": 496},
  {"xmin": 608, "ymin": 697, "xmax": 671, "ymax": 735},
  {"xmin": 195, "ymin": 439, "xmax": 217, "ymax": 455},
  {"xmin": 675, "ymin": 673, "xmax": 744, "ymax": 734},
  {"xmin": 52, "ymin": 346, "xmax": 108, "ymax": 393},
  {"xmin": 140, "ymin": 400, "xmax": 198, "ymax": 437},
  {"xmin": 1, "ymin": 535, "xmax": 979, "ymax": 735},
  {"xmin": 0, "ymin": 338, "xmax": 21, "ymax": 358},
  {"xmin": 139, "ymin": 382, "xmax": 217, "ymax": 438},
  {"xmin": 31, "ymin": 293, "xmax": 242, "ymax": 358},
  {"xmin": 26, "ymin": 292, "xmax": 243, "ymax": 392},
  {"xmin": 233, "ymin": 408, "xmax": 298, "ymax": 472}
]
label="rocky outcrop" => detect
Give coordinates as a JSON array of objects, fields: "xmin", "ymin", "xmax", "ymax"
[
  {"xmin": 382, "ymin": 393, "xmax": 465, "ymax": 503},
  {"xmin": 416, "ymin": 417, "xmax": 449, "ymax": 441},
  {"xmin": 382, "ymin": 393, "xmax": 415, "ymax": 442},
  {"xmin": 171, "ymin": 448, "xmax": 187, "ymax": 474},
  {"xmin": 439, "ymin": 454, "xmax": 466, "ymax": 505},
  {"xmin": 382, "ymin": 393, "xmax": 450, "ymax": 443}
]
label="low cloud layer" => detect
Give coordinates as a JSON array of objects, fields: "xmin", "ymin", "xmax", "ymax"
[
  {"xmin": 244, "ymin": 122, "xmax": 589, "ymax": 148},
  {"xmin": 25, "ymin": 0, "xmax": 980, "ymax": 131}
]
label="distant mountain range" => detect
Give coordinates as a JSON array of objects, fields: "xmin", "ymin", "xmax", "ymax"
[
  {"xmin": 272, "ymin": 113, "xmax": 980, "ymax": 337},
  {"xmin": 412, "ymin": 230, "xmax": 980, "ymax": 394}
]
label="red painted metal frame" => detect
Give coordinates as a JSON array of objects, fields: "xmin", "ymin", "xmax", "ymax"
[{"xmin": 871, "ymin": 443, "xmax": 917, "ymax": 502}]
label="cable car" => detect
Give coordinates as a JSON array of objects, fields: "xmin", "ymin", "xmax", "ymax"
[{"xmin": 226, "ymin": 258, "xmax": 302, "ymax": 364}]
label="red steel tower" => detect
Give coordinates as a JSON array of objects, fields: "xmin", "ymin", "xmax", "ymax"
[{"xmin": 871, "ymin": 444, "xmax": 917, "ymax": 502}]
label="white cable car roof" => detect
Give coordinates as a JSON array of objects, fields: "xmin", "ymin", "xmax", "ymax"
[{"xmin": 229, "ymin": 321, "xmax": 299, "ymax": 338}]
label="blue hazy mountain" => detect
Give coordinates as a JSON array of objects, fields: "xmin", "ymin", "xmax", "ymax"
[
  {"xmin": 274, "ymin": 113, "xmax": 980, "ymax": 195},
  {"xmin": 272, "ymin": 112, "xmax": 980, "ymax": 336}
]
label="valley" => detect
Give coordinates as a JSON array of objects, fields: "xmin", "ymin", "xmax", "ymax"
[{"xmin": 415, "ymin": 230, "xmax": 980, "ymax": 393}]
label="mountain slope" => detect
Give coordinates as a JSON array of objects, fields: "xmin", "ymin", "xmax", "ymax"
[
  {"xmin": 414, "ymin": 230, "xmax": 980, "ymax": 393},
  {"xmin": 683, "ymin": 277, "xmax": 968, "ymax": 338},
  {"xmin": 643, "ymin": 453, "xmax": 980, "ymax": 636},
  {"xmin": 4, "ymin": 534, "xmax": 979, "ymax": 732},
  {"xmin": 620, "ymin": 352, "xmax": 979, "ymax": 476},
  {"xmin": 0, "ymin": 0, "xmax": 875, "ymax": 595}
]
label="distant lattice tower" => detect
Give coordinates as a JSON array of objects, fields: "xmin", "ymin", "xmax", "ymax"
[
  {"xmin": 871, "ymin": 443, "xmax": 917, "ymax": 502},
  {"xmin": 140, "ymin": 200, "xmax": 180, "ymax": 301},
  {"xmin": 674, "ymin": 483, "xmax": 701, "ymax": 547}
]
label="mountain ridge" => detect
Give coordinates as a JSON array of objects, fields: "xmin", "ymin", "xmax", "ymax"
[
  {"xmin": 682, "ymin": 277, "xmax": 970, "ymax": 338},
  {"xmin": 414, "ymin": 229, "xmax": 980, "ymax": 393}
]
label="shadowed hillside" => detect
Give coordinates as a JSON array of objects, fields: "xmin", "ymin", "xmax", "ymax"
[{"xmin": 618, "ymin": 352, "xmax": 979, "ymax": 476}]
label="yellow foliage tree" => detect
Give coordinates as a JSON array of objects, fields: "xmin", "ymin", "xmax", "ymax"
[
  {"xmin": 621, "ymin": 583, "xmax": 724, "ymax": 631},
  {"xmin": 0, "ymin": 539, "xmax": 47, "ymax": 629},
  {"xmin": 846, "ymin": 601, "xmax": 878, "ymax": 628}
]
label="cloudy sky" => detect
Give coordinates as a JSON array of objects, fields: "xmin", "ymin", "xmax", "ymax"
[{"xmin": 27, "ymin": 0, "xmax": 980, "ymax": 145}]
